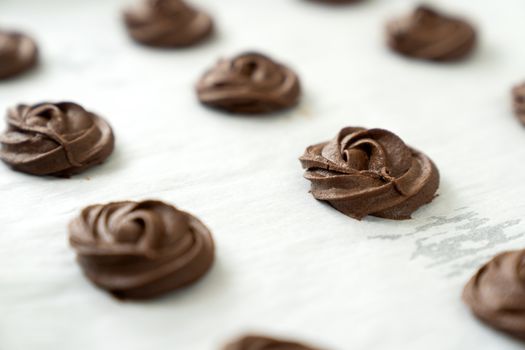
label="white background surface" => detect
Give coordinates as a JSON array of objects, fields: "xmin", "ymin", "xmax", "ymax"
[{"xmin": 1, "ymin": 0, "xmax": 525, "ymax": 349}]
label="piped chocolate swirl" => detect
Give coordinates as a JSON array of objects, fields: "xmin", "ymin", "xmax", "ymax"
[
  {"xmin": 386, "ymin": 6, "xmax": 476, "ymax": 62},
  {"xmin": 463, "ymin": 250, "xmax": 525, "ymax": 340},
  {"xmin": 69, "ymin": 200, "xmax": 215, "ymax": 300},
  {"xmin": 0, "ymin": 102, "xmax": 114, "ymax": 177},
  {"xmin": 512, "ymin": 82, "xmax": 525, "ymax": 125},
  {"xmin": 223, "ymin": 335, "xmax": 324, "ymax": 350},
  {"xmin": 196, "ymin": 52, "xmax": 301, "ymax": 114},
  {"xmin": 0, "ymin": 30, "xmax": 38, "ymax": 80},
  {"xmin": 299, "ymin": 127, "xmax": 439, "ymax": 220},
  {"xmin": 123, "ymin": 0, "xmax": 214, "ymax": 48}
]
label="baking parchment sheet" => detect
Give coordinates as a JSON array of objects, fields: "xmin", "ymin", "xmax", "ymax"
[{"xmin": 1, "ymin": 0, "xmax": 525, "ymax": 349}]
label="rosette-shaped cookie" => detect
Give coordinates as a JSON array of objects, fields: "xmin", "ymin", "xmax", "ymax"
[
  {"xmin": 196, "ymin": 52, "xmax": 301, "ymax": 114},
  {"xmin": 0, "ymin": 30, "xmax": 38, "ymax": 80},
  {"xmin": 69, "ymin": 200, "xmax": 215, "ymax": 300},
  {"xmin": 308, "ymin": 0, "xmax": 362, "ymax": 4},
  {"xmin": 0, "ymin": 102, "xmax": 114, "ymax": 177},
  {"xmin": 386, "ymin": 6, "xmax": 476, "ymax": 62},
  {"xmin": 512, "ymin": 82, "xmax": 525, "ymax": 125},
  {"xmin": 123, "ymin": 0, "xmax": 213, "ymax": 48},
  {"xmin": 299, "ymin": 127, "xmax": 439, "ymax": 220},
  {"xmin": 223, "ymin": 335, "xmax": 323, "ymax": 350},
  {"xmin": 463, "ymin": 250, "xmax": 525, "ymax": 340}
]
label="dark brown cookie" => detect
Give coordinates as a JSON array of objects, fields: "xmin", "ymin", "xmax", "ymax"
[
  {"xmin": 386, "ymin": 6, "xmax": 477, "ymax": 62},
  {"xmin": 299, "ymin": 127, "xmax": 439, "ymax": 220},
  {"xmin": 0, "ymin": 102, "xmax": 114, "ymax": 177},
  {"xmin": 223, "ymin": 335, "xmax": 324, "ymax": 350},
  {"xmin": 307, "ymin": 0, "xmax": 362, "ymax": 4},
  {"xmin": 69, "ymin": 200, "xmax": 215, "ymax": 300},
  {"xmin": 463, "ymin": 250, "xmax": 525, "ymax": 340},
  {"xmin": 123, "ymin": 0, "xmax": 213, "ymax": 48},
  {"xmin": 196, "ymin": 52, "xmax": 301, "ymax": 114},
  {"xmin": 0, "ymin": 30, "xmax": 38, "ymax": 80},
  {"xmin": 512, "ymin": 82, "xmax": 525, "ymax": 125}
]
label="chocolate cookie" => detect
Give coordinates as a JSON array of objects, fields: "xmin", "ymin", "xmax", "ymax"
[
  {"xmin": 299, "ymin": 127, "xmax": 439, "ymax": 220},
  {"xmin": 307, "ymin": 0, "xmax": 362, "ymax": 4},
  {"xmin": 196, "ymin": 52, "xmax": 301, "ymax": 114},
  {"xmin": 386, "ymin": 6, "xmax": 476, "ymax": 61},
  {"xmin": 223, "ymin": 335, "xmax": 323, "ymax": 350},
  {"xmin": 69, "ymin": 200, "xmax": 215, "ymax": 300},
  {"xmin": 512, "ymin": 82, "xmax": 525, "ymax": 125},
  {"xmin": 0, "ymin": 102, "xmax": 114, "ymax": 177},
  {"xmin": 0, "ymin": 30, "xmax": 38, "ymax": 80},
  {"xmin": 123, "ymin": 0, "xmax": 213, "ymax": 48},
  {"xmin": 463, "ymin": 250, "xmax": 525, "ymax": 340}
]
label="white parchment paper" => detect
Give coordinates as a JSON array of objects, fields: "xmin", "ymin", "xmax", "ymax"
[{"xmin": 1, "ymin": 0, "xmax": 525, "ymax": 349}]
